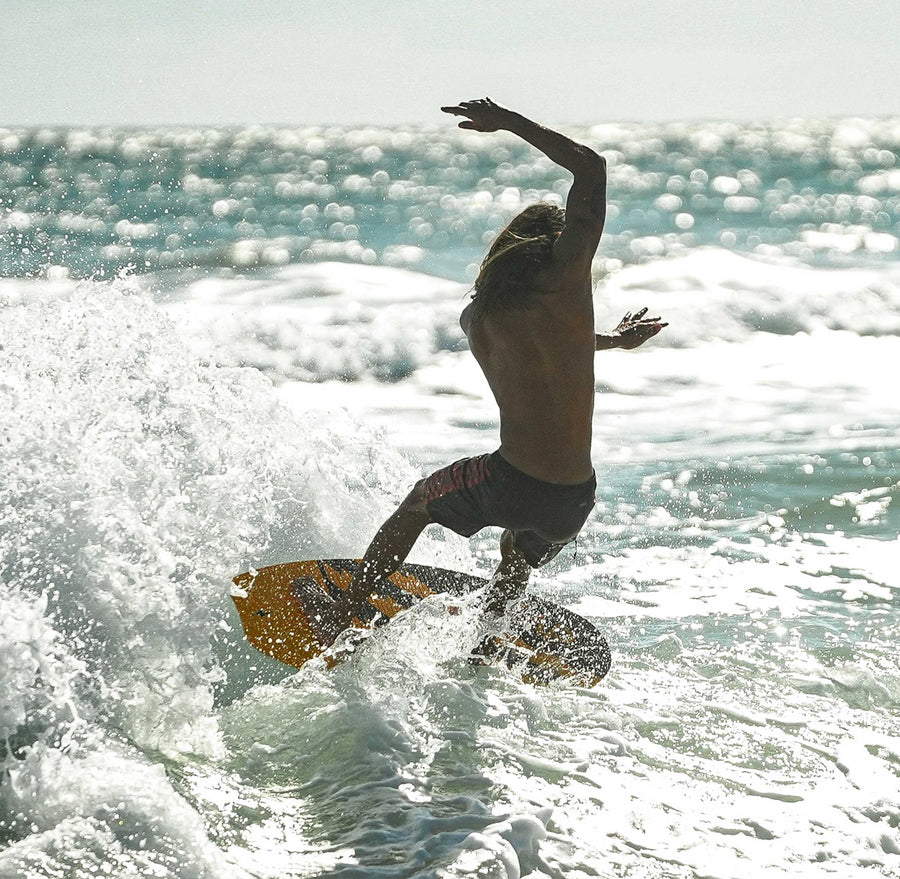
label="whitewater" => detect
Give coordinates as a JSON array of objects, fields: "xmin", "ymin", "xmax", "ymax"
[{"xmin": 1, "ymin": 118, "xmax": 899, "ymax": 878}]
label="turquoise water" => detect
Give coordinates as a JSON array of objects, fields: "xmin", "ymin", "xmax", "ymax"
[
  {"xmin": 1, "ymin": 120, "xmax": 899, "ymax": 878},
  {"xmin": 2, "ymin": 118, "xmax": 899, "ymax": 280}
]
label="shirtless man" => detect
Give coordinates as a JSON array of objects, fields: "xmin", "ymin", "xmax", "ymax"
[{"xmin": 307, "ymin": 97, "xmax": 666, "ymax": 641}]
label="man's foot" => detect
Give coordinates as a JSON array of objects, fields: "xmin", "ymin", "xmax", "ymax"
[
  {"xmin": 293, "ymin": 583, "xmax": 356, "ymax": 648},
  {"xmin": 482, "ymin": 531, "xmax": 529, "ymax": 616},
  {"xmin": 481, "ymin": 577, "xmax": 526, "ymax": 616}
]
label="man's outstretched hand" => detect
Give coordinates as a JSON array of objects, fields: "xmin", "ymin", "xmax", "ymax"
[
  {"xmin": 441, "ymin": 97, "xmax": 515, "ymax": 132},
  {"xmin": 613, "ymin": 307, "xmax": 668, "ymax": 349}
]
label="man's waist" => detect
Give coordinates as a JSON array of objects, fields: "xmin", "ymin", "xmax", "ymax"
[{"xmin": 496, "ymin": 442, "xmax": 594, "ymax": 486}]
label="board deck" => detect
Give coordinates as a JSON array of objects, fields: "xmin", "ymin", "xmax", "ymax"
[{"xmin": 232, "ymin": 559, "xmax": 611, "ymax": 687}]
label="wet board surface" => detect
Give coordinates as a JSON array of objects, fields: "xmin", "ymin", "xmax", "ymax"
[{"xmin": 232, "ymin": 559, "xmax": 611, "ymax": 687}]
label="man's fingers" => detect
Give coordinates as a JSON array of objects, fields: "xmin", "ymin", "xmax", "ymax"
[
  {"xmin": 458, "ymin": 121, "xmax": 478, "ymax": 130},
  {"xmin": 635, "ymin": 307, "xmax": 648, "ymax": 319},
  {"xmin": 442, "ymin": 104, "xmax": 480, "ymax": 115},
  {"xmin": 443, "ymin": 98, "xmax": 501, "ymax": 119}
]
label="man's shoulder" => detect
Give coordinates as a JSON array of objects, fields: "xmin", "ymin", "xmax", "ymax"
[{"xmin": 530, "ymin": 263, "xmax": 594, "ymax": 308}]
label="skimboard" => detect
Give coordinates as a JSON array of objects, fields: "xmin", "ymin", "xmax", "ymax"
[{"xmin": 232, "ymin": 559, "xmax": 611, "ymax": 687}]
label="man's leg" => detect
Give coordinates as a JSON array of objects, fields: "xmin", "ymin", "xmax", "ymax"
[
  {"xmin": 470, "ymin": 531, "xmax": 531, "ymax": 663},
  {"xmin": 482, "ymin": 529, "xmax": 530, "ymax": 615},
  {"xmin": 310, "ymin": 479, "xmax": 432, "ymax": 643}
]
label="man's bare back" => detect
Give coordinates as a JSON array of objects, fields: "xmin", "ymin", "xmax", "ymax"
[{"xmin": 462, "ymin": 257, "xmax": 597, "ymax": 484}]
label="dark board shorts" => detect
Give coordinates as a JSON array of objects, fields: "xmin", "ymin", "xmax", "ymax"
[{"xmin": 422, "ymin": 451, "xmax": 596, "ymax": 568}]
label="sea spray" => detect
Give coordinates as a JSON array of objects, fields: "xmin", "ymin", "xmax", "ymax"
[{"xmin": 0, "ymin": 280, "xmax": 473, "ymax": 877}]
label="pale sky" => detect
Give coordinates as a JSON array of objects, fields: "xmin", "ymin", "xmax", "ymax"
[{"xmin": 3, "ymin": 0, "xmax": 899, "ymax": 126}]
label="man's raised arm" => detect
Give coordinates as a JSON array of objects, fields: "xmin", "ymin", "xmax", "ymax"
[
  {"xmin": 441, "ymin": 97, "xmax": 607, "ymax": 266},
  {"xmin": 442, "ymin": 97, "xmax": 600, "ymax": 174}
]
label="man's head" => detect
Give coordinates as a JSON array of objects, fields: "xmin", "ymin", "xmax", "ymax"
[{"xmin": 471, "ymin": 203, "xmax": 565, "ymax": 321}]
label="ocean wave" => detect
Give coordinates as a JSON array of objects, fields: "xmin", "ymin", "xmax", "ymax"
[
  {"xmin": 603, "ymin": 247, "xmax": 900, "ymax": 343},
  {"xmin": 161, "ymin": 261, "xmax": 470, "ymax": 383},
  {"xmin": 146, "ymin": 255, "xmax": 900, "ymax": 388}
]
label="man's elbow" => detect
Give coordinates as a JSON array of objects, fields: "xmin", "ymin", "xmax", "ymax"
[{"xmin": 576, "ymin": 147, "xmax": 605, "ymax": 175}]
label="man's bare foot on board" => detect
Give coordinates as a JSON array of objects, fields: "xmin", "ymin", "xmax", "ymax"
[
  {"xmin": 295, "ymin": 584, "xmax": 358, "ymax": 647},
  {"xmin": 480, "ymin": 529, "xmax": 529, "ymax": 615}
]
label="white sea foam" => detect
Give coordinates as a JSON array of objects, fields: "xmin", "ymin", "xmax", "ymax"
[{"xmin": 160, "ymin": 262, "xmax": 469, "ymax": 384}]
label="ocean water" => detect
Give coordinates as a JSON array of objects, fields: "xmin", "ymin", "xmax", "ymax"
[{"xmin": 1, "ymin": 119, "xmax": 899, "ymax": 878}]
